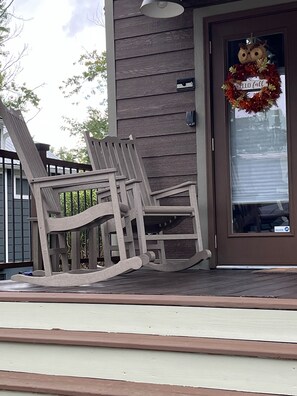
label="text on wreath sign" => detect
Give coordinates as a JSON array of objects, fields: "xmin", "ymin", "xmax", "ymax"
[{"xmin": 234, "ymin": 78, "xmax": 268, "ymax": 91}]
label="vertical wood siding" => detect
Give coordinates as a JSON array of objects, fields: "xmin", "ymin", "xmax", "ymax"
[{"xmin": 113, "ymin": 0, "xmax": 196, "ymax": 194}]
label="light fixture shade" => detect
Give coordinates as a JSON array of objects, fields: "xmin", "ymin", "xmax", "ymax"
[{"xmin": 140, "ymin": 0, "xmax": 184, "ymax": 18}]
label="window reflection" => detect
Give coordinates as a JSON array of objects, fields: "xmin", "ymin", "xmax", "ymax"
[{"xmin": 230, "ymin": 74, "xmax": 289, "ymax": 233}]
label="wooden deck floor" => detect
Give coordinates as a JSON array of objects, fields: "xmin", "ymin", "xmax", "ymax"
[{"xmin": 1, "ymin": 268, "xmax": 297, "ymax": 299}]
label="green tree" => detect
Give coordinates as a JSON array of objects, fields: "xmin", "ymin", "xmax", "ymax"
[
  {"xmin": 58, "ymin": 50, "xmax": 108, "ymax": 162},
  {"xmin": 0, "ymin": 0, "xmax": 40, "ymax": 110}
]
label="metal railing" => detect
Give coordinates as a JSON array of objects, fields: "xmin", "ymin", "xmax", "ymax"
[{"xmin": 0, "ymin": 144, "xmax": 103, "ymax": 274}]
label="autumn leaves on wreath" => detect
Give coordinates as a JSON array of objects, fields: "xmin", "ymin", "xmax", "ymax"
[{"xmin": 222, "ymin": 38, "xmax": 282, "ymax": 114}]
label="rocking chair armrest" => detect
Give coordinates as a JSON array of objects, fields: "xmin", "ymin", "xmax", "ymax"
[
  {"xmin": 151, "ymin": 181, "xmax": 196, "ymax": 199},
  {"xmin": 31, "ymin": 169, "xmax": 125, "ymax": 191}
]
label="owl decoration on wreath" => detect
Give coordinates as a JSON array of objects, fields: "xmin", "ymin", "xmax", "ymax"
[{"xmin": 222, "ymin": 39, "xmax": 282, "ymax": 113}]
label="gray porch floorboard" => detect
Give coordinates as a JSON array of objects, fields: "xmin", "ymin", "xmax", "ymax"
[{"xmin": 1, "ymin": 268, "xmax": 297, "ymax": 300}]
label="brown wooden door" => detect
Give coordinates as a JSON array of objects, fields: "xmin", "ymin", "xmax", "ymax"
[{"xmin": 211, "ymin": 5, "xmax": 297, "ymax": 265}]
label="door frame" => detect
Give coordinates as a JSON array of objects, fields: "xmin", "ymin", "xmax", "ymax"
[{"xmin": 193, "ymin": 0, "xmax": 297, "ymax": 267}]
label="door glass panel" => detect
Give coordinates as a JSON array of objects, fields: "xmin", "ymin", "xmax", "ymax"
[{"xmin": 228, "ymin": 33, "xmax": 289, "ymax": 233}]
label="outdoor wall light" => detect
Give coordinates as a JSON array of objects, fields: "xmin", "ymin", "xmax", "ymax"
[
  {"xmin": 177, "ymin": 77, "xmax": 195, "ymax": 92},
  {"xmin": 140, "ymin": 0, "xmax": 184, "ymax": 18}
]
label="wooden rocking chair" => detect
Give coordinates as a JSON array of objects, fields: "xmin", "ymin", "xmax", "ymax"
[
  {"xmin": 85, "ymin": 133, "xmax": 211, "ymax": 272},
  {"xmin": 0, "ymin": 100, "xmax": 143, "ymax": 287}
]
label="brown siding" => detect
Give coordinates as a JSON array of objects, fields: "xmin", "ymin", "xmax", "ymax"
[
  {"xmin": 113, "ymin": 0, "xmax": 196, "ymax": 194},
  {"xmin": 118, "ymin": 113, "xmax": 191, "ymax": 137},
  {"xmin": 115, "ymin": 29, "xmax": 194, "ymax": 59},
  {"xmin": 116, "ymin": 49, "xmax": 194, "ymax": 79},
  {"xmin": 114, "ymin": 11, "xmax": 193, "ymax": 39},
  {"xmin": 117, "ymin": 71, "xmax": 194, "ymax": 99}
]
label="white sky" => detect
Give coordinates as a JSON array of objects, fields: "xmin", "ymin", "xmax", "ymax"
[{"xmin": 5, "ymin": 0, "xmax": 106, "ymax": 150}]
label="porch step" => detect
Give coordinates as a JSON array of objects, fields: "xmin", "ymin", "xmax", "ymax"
[
  {"xmin": 1, "ymin": 293, "xmax": 297, "ymax": 343},
  {"xmin": 1, "ymin": 293, "xmax": 297, "ymax": 394},
  {"xmin": 0, "ymin": 371, "xmax": 277, "ymax": 396},
  {"xmin": 0, "ymin": 328, "xmax": 296, "ymax": 395}
]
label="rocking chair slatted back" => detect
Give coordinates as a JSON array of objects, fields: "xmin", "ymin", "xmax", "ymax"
[
  {"xmin": 0, "ymin": 101, "xmax": 61, "ymax": 214},
  {"xmin": 85, "ymin": 134, "xmax": 154, "ymax": 206}
]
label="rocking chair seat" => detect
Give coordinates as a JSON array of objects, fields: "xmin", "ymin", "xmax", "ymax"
[{"xmin": 47, "ymin": 202, "xmax": 128, "ymax": 233}]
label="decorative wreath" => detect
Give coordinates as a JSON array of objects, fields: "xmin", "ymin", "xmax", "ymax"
[{"xmin": 222, "ymin": 58, "xmax": 282, "ymax": 114}]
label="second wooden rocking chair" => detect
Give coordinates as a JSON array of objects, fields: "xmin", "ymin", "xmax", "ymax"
[{"xmin": 85, "ymin": 133, "xmax": 211, "ymax": 272}]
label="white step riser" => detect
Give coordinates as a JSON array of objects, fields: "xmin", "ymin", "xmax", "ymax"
[
  {"xmin": 0, "ymin": 342, "xmax": 296, "ymax": 395},
  {"xmin": 1, "ymin": 302, "xmax": 297, "ymax": 342}
]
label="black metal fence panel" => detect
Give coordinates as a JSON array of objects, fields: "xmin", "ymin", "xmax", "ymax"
[{"xmin": 0, "ymin": 147, "xmax": 101, "ymax": 275}]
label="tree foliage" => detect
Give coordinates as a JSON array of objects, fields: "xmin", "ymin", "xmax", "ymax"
[
  {"xmin": 57, "ymin": 50, "xmax": 108, "ymax": 162},
  {"xmin": 60, "ymin": 50, "xmax": 107, "ymax": 100},
  {"xmin": 58, "ymin": 107, "xmax": 108, "ymax": 163},
  {"xmin": 0, "ymin": 0, "xmax": 40, "ymax": 110}
]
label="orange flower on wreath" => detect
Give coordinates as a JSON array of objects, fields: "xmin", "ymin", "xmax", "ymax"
[{"xmin": 222, "ymin": 58, "xmax": 282, "ymax": 114}]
